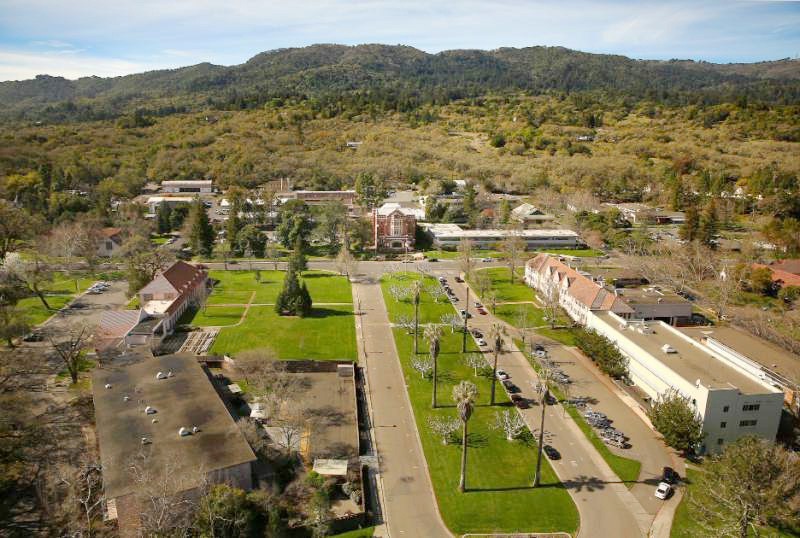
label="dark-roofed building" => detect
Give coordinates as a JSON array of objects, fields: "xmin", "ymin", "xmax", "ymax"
[{"xmin": 93, "ymin": 355, "xmax": 256, "ymax": 536}]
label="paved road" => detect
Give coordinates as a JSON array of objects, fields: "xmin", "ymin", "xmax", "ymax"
[
  {"xmin": 438, "ymin": 269, "xmax": 651, "ymax": 538},
  {"xmin": 352, "ymin": 274, "xmax": 452, "ymax": 538}
]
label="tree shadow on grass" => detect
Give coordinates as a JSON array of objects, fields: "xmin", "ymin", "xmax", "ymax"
[
  {"xmin": 306, "ymin": 308, "xmax": 352, "ymax": 318},
  {"xmin": 453, "ymin": 432, "xmax": 489, "ymax": 448}
]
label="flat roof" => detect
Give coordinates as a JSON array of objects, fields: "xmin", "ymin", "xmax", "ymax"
[
  {"xmin": 142, "ymin": 299, "xmax": 174, "ymax": 315},
  {"xmin": 92, "ymin": 355, "xmax": 256, "ymax": 500},
  {"xmin": 616, "ymin": 286, "xmax": 690, "ymax": 306},
  {"xmin": 426, "ymin": 223, "xmax": 577, "ymax": 239},
  {"xmin": 162, "ymin": 180, "xmax": 212, "ymax": 184},
  {"xmin": 596, "ymin": 312, "xmax": 769, "ymax": 394},
  {"xmin": 146, "ymin": 196, "xmax": 196, "ymax": 203},
  {"xmin": 678, "ymin": 326, "xmax": 800, "ymax": 384}
]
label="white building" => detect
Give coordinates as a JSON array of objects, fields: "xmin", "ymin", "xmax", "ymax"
[
  {"xmin": 586, "ymin": 312, "xmax": 784, "ymax": 453},
  {"xmin": 145, "ymin": 196, "xmax": 196, "ymax": 214},
  {"xmin": 425, "ymin": 223, "xmax": 579, "ymax": 251},
  {"xmin": 161, "ymin": 180, "xmax": 214, "ymax": 193},
  {"xmin": 97, "ymin": 227, "xmax": 125, "ymax": 257},
  {"xmin": 510, "ymin": 203, "xmax": 555, "ymax": 227}
]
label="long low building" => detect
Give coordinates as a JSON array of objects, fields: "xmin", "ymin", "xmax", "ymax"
[
  {"xmin": 587, "ymin": 312, "xmax": 784, "ymax": 453},
  {"xmin": 161, "ymin": 180, "xmax": 214, "ymax": 193},
  {"xmin": 424, "ymin": 223, "xmax": 580, "ymax": 250}
]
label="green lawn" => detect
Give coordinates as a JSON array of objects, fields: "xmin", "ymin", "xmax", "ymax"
[
  {"xmin": 332, "ymin": 527, "xmax": 375, "ymax": 538},
  {"xmin": 380, "ymin": 273, "xmax": 455, "ymax": 324},
  {"xmin": 671, "ymin": 469, "xmax": 795, "ymax": 538},
  {"xmin": 518, "ymin": 342, "xmax": 641, "ymax": 486},
  {"xmin": 210, "ymin": 305, "xmax": 356, "ymax": 360},
  {"xmin": 207, "ymin": 270, "xmax": 352, "ymax": 305},
  {"xmin": 470, "ymin": 267, "xmax": 536, "ymax": 303},
  {"xmin": 381, "ymin": 275, "xmax": 579, "ymax": 535},
  {"xmin": 537, "ymin": 327, "xmax": 579, "ymax": 346},
  {"xmin": 423, "ymin": 249, "xmax": 505, "ymax": 260},
  {"xmin": 18, "ymin": 295, "xmax": 73, "ymax": 326},
  {"xmin": 532, "ymin": 248, "xmax": 604, "ymax": 257},
  {"xmin": 189, "ymin": 306, "xmax": 246, "ymax": 327},
  {"xmin": 494, "ymin": 302, "xmax": 547, "ymax": 327}
]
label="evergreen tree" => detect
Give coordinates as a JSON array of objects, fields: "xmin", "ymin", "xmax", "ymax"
[
  {"xmin": 274, "ymin": 265, "xmax": 312, "ymax": 317},
  {"xmin": 289, "ymin": 236, "xmax": 307, "ymax": 273},
  {"xmin": 700, "ymin": 198, "xmax": 718, "ymax": 247},
  {"xmin": 680, "ymin": 205, "xmax": 700, "ymax": 242},
  {"xmin": 157, "ymin": 201, "xmax": 172, "ymax": 234},
  {"xmin": 189, "ymin": 198, "xmax": 214, "ymax": 257}
]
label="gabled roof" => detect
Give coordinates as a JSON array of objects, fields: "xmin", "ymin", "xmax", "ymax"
[
  {"xmin": 139, "ymin": 262, "xmax": 207, "ymax": 297},
  {"xmin": 376, "ymin": 202, "xmax": 422, "ymax": 219},
  {"xmin": 100, "ymin": 227, "xmax": 124, "ymax": 239},
  {"xmin": 527, "ymin": 254, "xmax": 633, "ymax": 314}
]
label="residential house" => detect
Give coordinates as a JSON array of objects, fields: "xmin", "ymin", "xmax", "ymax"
[
  {"xmin": 510, "ymin": 203, "xmax": 555, "ymax": 228},
  {"xmin": 98, "ymin": 227, "xmax": 125, "ymax": 257},
  {"xmin": 753, "ymin": 263, "xmax": 800, "ymax": 289}
]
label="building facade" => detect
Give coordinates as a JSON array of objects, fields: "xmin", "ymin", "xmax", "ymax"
[
  {"xmin": 161, "ymin": 180, "xmax": 214, "ymax": 193},
  {"xmin": 97, "ymin": 227, "xmax": 125, "ymax": 257},
  {"xmin": 373, "ymin": 205, "xmax": 416, "ymax": 252},
  {"xmin": 426, "ymin": 224, "xmax": 579, "ymax": 251}
]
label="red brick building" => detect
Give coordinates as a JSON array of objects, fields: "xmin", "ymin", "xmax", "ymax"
[{"xmin": 372, "ymin": 204, "xmax": 417, "ymax": 252}]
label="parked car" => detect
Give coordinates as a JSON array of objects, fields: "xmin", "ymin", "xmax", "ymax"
[
  {"xmin": 543, "ymin": 445, "xmax": 561, "ymax": 460},
  {"xmin": 662, "ymin": 467, "xmax": 679, "ymax": 484},
  {"xmin": 459, "ymin": 310, "xmax": 472, "ymax": 319},
  {"xmin": 502, "ymin": 379, "xmax": 520, "ymax": 393},
  {"xmin": 474, "ymin": 301, "xmax": 482, "ymax": 308},
  {"xmin": 654, "ymin": 482, "xmax": 672, "ymax": 500},
  {"xmin": 477, "ymin": 338, "xmax": 488, "ymax": 347},
  {"xmin": 23, "ymin": 332, "xmax": 43, "ymax": 342},
  {"xmin": 510, "ymin": 394, "xmax": 529, "ymax": 409},
  {"xmin": 471, "ymin": 329, "xmax": 483, "ymax": 338},
  {"xmin": 455, "ymin": 276, "xmax": 464, "ymax": 283},
  {"xmin": 544, "ymin": 393, "xmax": 557, "ymax": 405},
  {"xmin": 478, "ymin": 308, "xmax": 487, "ymax": 315},
  {"xmin": 496, "ymin": 370, "xmax": 509, "ymax": 380}
]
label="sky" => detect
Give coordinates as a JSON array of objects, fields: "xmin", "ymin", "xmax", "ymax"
[{"xmin": 0, "ymin": 0, "xmax": 799, "ymax": 81}]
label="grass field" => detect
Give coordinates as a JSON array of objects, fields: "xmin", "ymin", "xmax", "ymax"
[
  {"xmin": 380, "ymin": 272, "xmax": 455, "ymax": 324},
  {"xmin": 470, "ymin": 267, "xmax": 536, "ymax": 303},
  {"xmin": 518, "ymin": 342, "xmax": 641, "ymax": 486},
  {"xmin": 381, "ymin": 275, "xmax": 579, "ymax": 535},
  {"xmin": 206, "ymin": 270, "xmax": 352, "ymax": 305},
  {"xmin": 533, "ymin": 248, "xmax": 604, "ymax": 257},
  {"xmin": 189, "ymin": 306, "xmax": 246, "ymax": 327},
  {"xmin": 423, "ymin": 249, "xmax": 505, "ymax": 260},
  {"xmin": 332, "ymin": 527, "xmax": 375, "ymax": 538},
  {"xmin": 494, "ymin": 302, "xmax": 548, "ymax": 327},
  {"xmin": 210, "ymin": 305, "xmax": 356, "ymax": 360}
]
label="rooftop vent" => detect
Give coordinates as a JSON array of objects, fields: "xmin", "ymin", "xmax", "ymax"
[
  {"xmin": 145, "ymin": 406, "xmax": 156, "ymax": 414},
  {"xmin": 156, "ymin": 371, "xmax": 167, "ymax": 380},
  {"xmin": 178, "ymin": 427, "xmax": 191, "ymax": 437},
  {"xmin": 192, "ymin": 426, "xmax": 200, "ymax": 434},
  {"xmin": 104, "ymin": 383, "xmax": 112, "ymax": 389},
  {"xmin": 151, "ymin": 418, "xmax": 157, "ymax": 424},
  {"xmin": 123, "ymin": 395, "xmax": 130, "ymax": 402},
  {"xmin": 141, "ymin": 437, "xmax": 150, "ymax": 445}
]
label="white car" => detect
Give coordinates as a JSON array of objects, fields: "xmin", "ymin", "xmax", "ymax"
[
  {"xmin": 654, "ymin": 482, "xmax": 672, "ymax": 500},
  {"xmin": 496, "ymin": 370, "xmax": 509, "ymax": 380},
  {"xmin": 477, "ymin": 338, "xmax": 488, "ymax": 347}
]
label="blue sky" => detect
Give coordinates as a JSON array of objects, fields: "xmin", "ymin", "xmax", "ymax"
[{"xmin": 0, "ymin": 0, "xmax": 799, "ymax": 81}]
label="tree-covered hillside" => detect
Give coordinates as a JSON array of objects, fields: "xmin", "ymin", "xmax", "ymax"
[{"xmin": 1, "ymin": 44, "xmax": 799, "ymax": 123}]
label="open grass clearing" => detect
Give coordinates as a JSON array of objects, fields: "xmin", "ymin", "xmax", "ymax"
[
  {"xmin": 382, "ymin": 276, "xmax": 579, "ymax": 535},
  {"xmin": 207, "ymin": 270, "xmax": 352, "ymax": 304},
  {"xmin": 19, "ymin": 295, "xmax": 73, "ymax": 326},
  {"xmin": 210, "ymin": 305, "xmax": 356, "ymax": 360},
  {"xmin": 380, "ymin": 272, "xmax": 455, "ymax": 325},
  {"xmin": 188, "ymin": 306, "xmax": 246, "ymax": 327},
  {"xmin": 470, "ymin": 267, "xmax": 535, "ymax": 303}
]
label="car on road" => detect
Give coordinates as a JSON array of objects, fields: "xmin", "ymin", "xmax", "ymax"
[
  {"xmin": 510, "ymin": 394, "xmax": 529, "ymax": 409},
  {"xmin": 544, "ymin": 393, "xmax": 557, "ymax": 405},
  {"xmin": 502, "ymin": 379, "xmax": 520, "ymax": 393},
  {"xmin": 477, "ymin": 308, "xmax": 487, "ymax": 315},
  {"xmin": 454, "ymin": 276, "xmax": 464, "ymax": 283},
  {"xmin": 543, "ymin": 444, "xmax": 561, "ymax": 460},
  {"xmin": 662, "ymin": 467, "xmax": 679, "ymax": 484},
  {"xmin": 496, "ymin": 370, "xmax": 509, "ymax": 380},
  {"xmin": 481, "ymin": 257, "xmax": 493, "ymax": 262},
  {"xmin": 459, "ymin": 310, "xmax": 472, "ymax": 319},
  {"xmin": 654, "ymin": 482, "xmax": 672, "ymax": 500},
  {"xmin": 23, "ymin": 332, "xmax": 44, "ymax": 342},
  {"xmin": 474, "ymin": 301, "xmax": 482, "ymax": 308},
  {"xmin": 471, "ymin": 329, "xmax": 483, "ymax": 338},
  {"xmin": 477, "ymin": 338, "xmax": 488, "ymax": 347}
]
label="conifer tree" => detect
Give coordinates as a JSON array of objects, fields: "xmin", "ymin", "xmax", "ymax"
[
  {"xmin": 189, "ymin": 198, "xmax": 214, "ymax": 257},
  {"xmin": 700, "ymin": 198, "xmax": 718, "ymax": 247}
]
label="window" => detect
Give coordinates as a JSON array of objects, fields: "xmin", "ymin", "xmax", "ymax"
[
  {"xmin": 717, "ymin": 438, "xmax": 724, "ymax": 445},
  {"xmin": 720, "ymin": 422, "xmax": 727, "ymax": 428},
  {"xmin": 390, "ymin": 216, "xmax": 402, "ymax": 236},
  {"xmin": 739, "ymin": 420, "xmax": 757, "ymax": 427},
  {"xmin": 742, "ymin": 404, "xmax": 760, "ymax": 412},
  {"xmin": 143, "ymin": 294, "xmax": 153, "ymax": 302},
  {"xmin": 391, "ymin": 241, "xmax": 403, "ymax": 249},
  {"xmin": 723, "ymin": 405, "xmax": 729, "ymax": 412},
  {"xmin": 106, "ymin": 241, "xmax": 113, "ymax": 249}
]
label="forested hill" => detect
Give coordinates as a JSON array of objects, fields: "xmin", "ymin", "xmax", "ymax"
[{"xmin": 2, "ymin": 44, "xmax": 800, "ymax": 121}]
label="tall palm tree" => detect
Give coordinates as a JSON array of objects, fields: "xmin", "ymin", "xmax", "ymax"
[
  {"xmin": 411, "ymin": 279, "xmax": 423, "ymax": 354},
  {"xmin": 424, "ymin": 324, "xmax": 443, "ymax": 408},
  {"xmin": 533, "ymin": 367, "xmax": 560, "ymax": 487},
  {"xmin": 487, "ymin": 323, "xmax": 506, "ymax": 405},
  {"xmin": 452, "ymin": 381, "xmax": 478, "ymax": 492}
]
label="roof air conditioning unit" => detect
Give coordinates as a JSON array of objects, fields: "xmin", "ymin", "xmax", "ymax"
[
  {"xmin": 192, "ymin": 426, "xmax": 200, "ymax": 434},
  {"xmin": 156, "ymin": 371, "xmax": 167, "ymax": 380},
  {"xmin": 178, "ymin": 427, "xmax": 191, "ymax": 437},
  {"xmin": 141, "ymin": 437, "xmax": 150, "ymax": 445},
  {"xmin": 104, "ymin": 383, "xmax": 112, "ymax": 389},
  {"xmin": 145, "ymin": 406, "xmax": 156, "ymax": 414},
  {"xmin": 123, "ymin": 395, "xmax": 130, "ymax": 402}
]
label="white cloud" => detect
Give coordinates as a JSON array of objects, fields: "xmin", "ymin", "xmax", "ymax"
[{"xmin": 0, "ymin": 50, "xmax": 156, "ymax": 81}]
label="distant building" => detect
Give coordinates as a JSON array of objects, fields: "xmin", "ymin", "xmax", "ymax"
[
  {"xmin": 277, "ymin": 190, "xmax": 357, "ymax": 207},
  {"xmin": 373, "ymin": 204, "xmax": 417, "ymax": 252},
  {"xmin": 160, "ymin": 180, "xmax": 214, "ymax": 193},
  {"xmin": 425, "ymin": 224, "xmax": 579, "ymax": 251},
  {"xmin": 769, "ymin": 259, "xmax": 800, "ymax": 276},
  {"xmin": 752, "ymin": 263, "xmax": 800, "ymax": 289},
  {"xmin": 145, "ymin": 196, "xmax": 196, "ymax": 214},
  {"xmin": 93, "ymin": 355, "xmax": 256, "ymax": 536},
  {"xmin": 510, "ymin": 203, "xmax": 555, "ymax": 228},
  {"xmin": 601, "ymin": 202, "xmax": 685, "ymax": 225},
  {"xmin": 97, "ymin": 227, "xmax": 125, "ymax": 257},
  {"xmin": 611, "ymin": 286, "xmax": 692, "ymax": 325}
]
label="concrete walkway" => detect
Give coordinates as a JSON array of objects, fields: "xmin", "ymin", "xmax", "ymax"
[{"xmin": 352, "ymin": 277, "xmax": 452, "ymax": 538}]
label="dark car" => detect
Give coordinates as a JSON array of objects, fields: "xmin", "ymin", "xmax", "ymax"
[
  {"xmin": 543, "ymin": 445, "xmax": 561, "ymax": 460},
  {"xmin": 23, "ymin": 332, "xmax": 44, "ymax": 342},
  {"xmin": 478, "ymin": 308, "xmax": 487, "ymax": 315},
  {"xmin": 455, "ymin": 276, "xmax": 464, "ymax": 283},
  {"xmin": 544, "ymin": 393, "xmax": 557, "ymax": 406},
  {"xmin": 502, "ymin": 379, "xmax": 520, "ymax": 393},
  {"xmin": 471, "ymin": 329, "xmax": 483, "ymax": 338},
  {"xmin": 662, "ymin": 466, "xmax": 680, "ymax": 484},
  {"xmin": 510, "ymin": 394, "xmax": 529, "ymax": 409}
]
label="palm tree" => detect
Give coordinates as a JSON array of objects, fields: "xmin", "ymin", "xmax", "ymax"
[
  {"xmin": 424, "ymin": 324, "xmax": 443, "ymax": 408},
  {"xmin": 411, "ymin": 279, "xmax": 423, "ymax": 354},
  {"xmin": 533, "ymin": 367, "xmax": 563, "ymax": 487},
  {"xmin": 487, "ymin": 323, "xmax": 507, "ymax": 405},
  {"xmin": 452, "ymin": 381, "xmax": 478, "ymax": 492}
]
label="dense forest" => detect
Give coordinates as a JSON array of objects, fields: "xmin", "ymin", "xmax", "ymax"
[{"xmin": 1, "ymin": 44, "xmax": 800, "ymax": 123}]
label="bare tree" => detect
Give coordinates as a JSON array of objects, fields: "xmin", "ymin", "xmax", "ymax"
[
  {"xmin": 2, "ymin": 250, "xmax": 53, "ymax": 309},
  {"xmin": 485, "ymin": 289, "xmax": 498, "ymax": 314},
  {"xmin": 514, "ymin": 307, "xmax": 532, "ymax": 349},
  {"xmin": 439, "ymin": 312, "xmax": 462, "ymax": 334},
  {"xmin": 231, "ymin": 348, "xmax": 285, "ymax": 393},
  {"xmin": 395, "ymin": 314, "xmax": 415, "ymax": 334},
  {"xmin": 501, "ymin": 232, "xmax": 526, "ymax": 284},
  {"xmin": 334, "ymin": 247, "xmax": 359, "ymax": 279},
  {"xmin": 426, "ymin": 284, "xmax": 448, "ymax": 304},
  {"xmin": 426, "ymin": 416, "xmax": 460, "ymax": 445},
  {"xmin": 464, "ymin": 353, "xmax": 486, "ymax": 377},
  {"xmin": 457, "ymin": 238, "xmax": 475, "ymax": 279},
  {"xmin": 487, "ymin": 323, "xmax": 507, "ymax": 405},
  {"xmin": 493, "ymin": 410, "xmax": 527, "ymax": 441},
  {"xmin": 473, "ymin": 270, "xmax": 492, "ymax": 300},
  {"xmin": 540, "ymin": 284, "xmax": 561, "ymax": 329},
  {"xmin": 409, "ymin": 354, "xmax": 432, "ymax": 379},
  {"xmin": 46, "ymin": 322, "xmax": 94, "ymax": 384},
  {"xmin": 57, "ymin": 460, "xmax": 106, "ymax": 537},
  {"xmin": 707, "ymin": 264, "xmax": 744, "ymax": 322}
]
